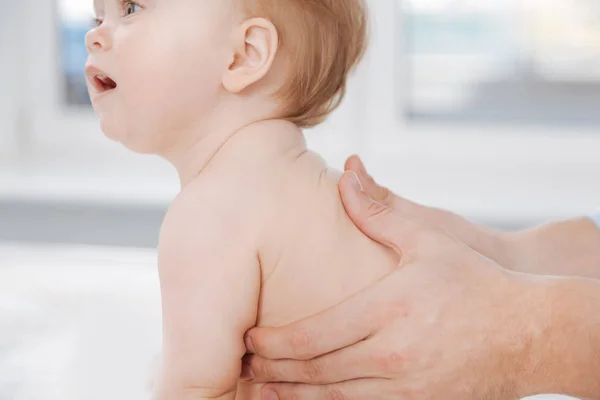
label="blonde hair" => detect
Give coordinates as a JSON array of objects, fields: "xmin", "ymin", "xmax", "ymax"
[{"xmin": 244, "ymin": 0, "xmax": 369, "ymax": 128}]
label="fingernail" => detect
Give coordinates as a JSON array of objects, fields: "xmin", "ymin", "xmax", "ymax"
[
  {"xmin": 244, "ymin": 333, "xmax": 256, "ymax": 354},
  {"xmin": 240, "ymin": 361, "xmax": 254, "ymax": 381},
  {"xmin": 348, "ymin": 171, "xmax": 364, "ymax": 192},
  {"xmin": 264, "ymin": 390, "xmax": 279, "ymax": 400}
]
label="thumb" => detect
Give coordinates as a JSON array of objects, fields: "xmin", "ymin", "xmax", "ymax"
[
  {"xmin": 345, "ymin": 155, "xmax": 395, "ymax": 206},
  {"xmin": 339, "ymin": 171, "xmax": 428, "ymax": 256}
]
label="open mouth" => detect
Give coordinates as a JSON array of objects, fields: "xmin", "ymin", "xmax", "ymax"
[
  {"xmin": 93, "ymin": 74, "xmax": 118, "ymax": 93},
  {"xmin": 85, "ymin": 65, "xmax": 118, "ymax": 95}
]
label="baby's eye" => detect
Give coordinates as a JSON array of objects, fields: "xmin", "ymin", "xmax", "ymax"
[
  {"xmin": 126, "ymin": 3, "xmax": 141, "ymax": 15},
  {"xmin": 121, "ymin": 1, "xmax": 142, "ymax": 17}
]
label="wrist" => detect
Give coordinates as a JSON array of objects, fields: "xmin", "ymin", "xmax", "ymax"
[
  {"xmin": 517, "ymin": 276, "xmax": 600, "ymax": 398},
  {"xmin": 490, "ymin": 271, "xmax": 549, "ymax": 398},
  {"xmin": 512, "ymin": 274, "xmax": 554, "ymax": 398}
]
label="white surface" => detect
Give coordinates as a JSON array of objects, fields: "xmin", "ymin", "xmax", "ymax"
[
  {"xmin": 0, "ymin": 244, "xmax": 162, "ymax": 400},
  {"xmin": 0, "ymin": 243, "xmax": 583, "ymax": 400}
]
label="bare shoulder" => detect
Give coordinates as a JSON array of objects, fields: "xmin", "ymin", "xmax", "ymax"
[{"xmin": 158, "ymin": 171, "xmax": 264, "ymax": 265}]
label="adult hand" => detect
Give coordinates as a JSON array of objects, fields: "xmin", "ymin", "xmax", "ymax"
[
  {"xmin": 342, "ymin": 156, "xmax": 600, "ymax": 278},
  {"xmin": 241, "ymin": 169, "xmax": 545, "ymax": 400},
  {"xmin": 343, "ymin": 156, "xmax": 514, "ymax": 269}
]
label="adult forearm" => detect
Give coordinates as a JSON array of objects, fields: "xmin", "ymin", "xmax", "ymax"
[
  {"xmin": 519, "ymin": 276, "xmax": 600, "ymax": 399},
  {"xmin": 506, "ymin": 218, "xmax": 600, "ymax": 279}
]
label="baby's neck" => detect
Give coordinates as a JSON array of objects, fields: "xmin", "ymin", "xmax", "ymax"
[{"xmin": 164, "ymin": 119, "xmax": 306, "ymax": 188}]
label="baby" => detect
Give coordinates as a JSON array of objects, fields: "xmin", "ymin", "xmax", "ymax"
[{"xmin": 85, "ymin": 0, "xmax": 398, "ymax": 399}]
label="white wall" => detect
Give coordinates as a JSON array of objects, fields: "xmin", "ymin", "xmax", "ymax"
[{"xmin": 0, "ymin": 3, "xmax": 24, "ymax": 163}]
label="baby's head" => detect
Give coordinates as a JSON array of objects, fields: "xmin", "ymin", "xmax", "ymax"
[{"xmin": 85, "ymin": 0, "xmax": 368, "ymax": 154}]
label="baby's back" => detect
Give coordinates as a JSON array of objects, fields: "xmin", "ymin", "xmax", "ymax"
[{"xmin": 237, "ymin": 151, "xmax": 398, "ymax": 398}]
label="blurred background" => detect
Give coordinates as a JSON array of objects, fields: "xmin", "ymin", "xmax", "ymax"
[{"xmin": 1, "ymin": 0, "xmax": 599, "ymax": 398}]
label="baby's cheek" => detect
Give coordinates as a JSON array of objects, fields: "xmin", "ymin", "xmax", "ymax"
[{"xmin": 113, "ymin": 43, "xmax": 221, "ymax": 150}]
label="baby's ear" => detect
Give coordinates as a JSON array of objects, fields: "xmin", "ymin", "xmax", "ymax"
[{"xmin": 222, "ymin": 18, "xmax": 279, "ymax": 93}]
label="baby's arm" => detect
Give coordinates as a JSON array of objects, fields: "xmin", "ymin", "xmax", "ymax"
[{"xmin": 154, "ymin": 189, "xmax": 261, "ymax": 400}]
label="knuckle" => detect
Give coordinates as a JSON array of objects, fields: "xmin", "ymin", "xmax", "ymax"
[
  {"xmin": 273, "ymin": 387, "xmax": 293, "ymax": 400},
  {"xmin": 291, "ymin": 388, "xmax": 303, "ymax": 400},
  {"xmin": 283, "ymin": 385, "xmax": 302, "ymax": 400},
  {"xmin": 371, "ymin": 182, "xmax": 391, "ymax": 203},
  {"xmin": 286, "ymin": 389, "xmax": 298, "ymax": 400},
  {"xmin": 325, "ymin": 387, "xmax": 347, "ymax": 400},
  {"xmin": 259, "ymin": 360, "xmax": 277, "ymax": 381},
  {"xmin": 290, "ymin": 327, "xmax": 313, "ymax": 360},
  {"xmin": 366, "ymin": 200, "xmax": 390, "ymax": 218},
  {"xmin": 302, "ymin": 359, "xmax": 323, "ymax": 382},
  {"xmin": 380, "ymin": 186, "xmax": 394, "ymax": 205}
]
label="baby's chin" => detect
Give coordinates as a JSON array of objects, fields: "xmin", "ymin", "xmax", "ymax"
[{"xmin": 100, "ymin": 123, "xmax": 165, "ymax": 155}]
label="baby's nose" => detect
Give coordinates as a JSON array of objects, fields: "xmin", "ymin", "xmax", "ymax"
[{"xmin": 85, "ymin": 25, "xmax": 112, "ymax": 54}]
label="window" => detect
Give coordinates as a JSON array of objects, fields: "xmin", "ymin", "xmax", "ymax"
[
  {"xmin": 9, "ymin": 0, "xmax": 600, "ymax": 224},
  {"xmin": 60, "ymin": 0, "xmax": 95, "ymax": 107},
  {"xmin": 403, "ymin": 0, "xmax": 600, "ymax": 125}
]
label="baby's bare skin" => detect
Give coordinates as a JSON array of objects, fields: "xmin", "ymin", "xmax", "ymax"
[
  {"xmin": 85, "ymin": 0, "xmax": 379, "ymax": 397},
  {"xmin": 157, "ymin": 121, "xmax": 397, "ymax": 399}
]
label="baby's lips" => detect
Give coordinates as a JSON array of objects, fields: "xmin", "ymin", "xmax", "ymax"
[
  {"xmin": 85, "ymin": 64, "xmax": 117, "ymax": 92},
  {"xmin": 97, "ymin": 75, "xmax": 117, "ymax": 90}
]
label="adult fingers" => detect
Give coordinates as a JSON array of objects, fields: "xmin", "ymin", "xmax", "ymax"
[
  {"xmin": 242, "ymin": 339, "xmax": 379, "ymax": 384},
  {"xmin": 345, "ymin": 156, "xmax": 398, "ymax": 208},
  {"xmin": 339, "ymin": 171, "xmax": 436, "ymax": 257},
  {"xmin": 344, "ymin": 156, "xmax": 445, "ymax": 225},
  {"xmin": 244, "ymin": 284, "xmax": 378, "ymax": 360},
  {"xmin": 260, "ymin": 378, "xmax": 395, "ymax": 400}
]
